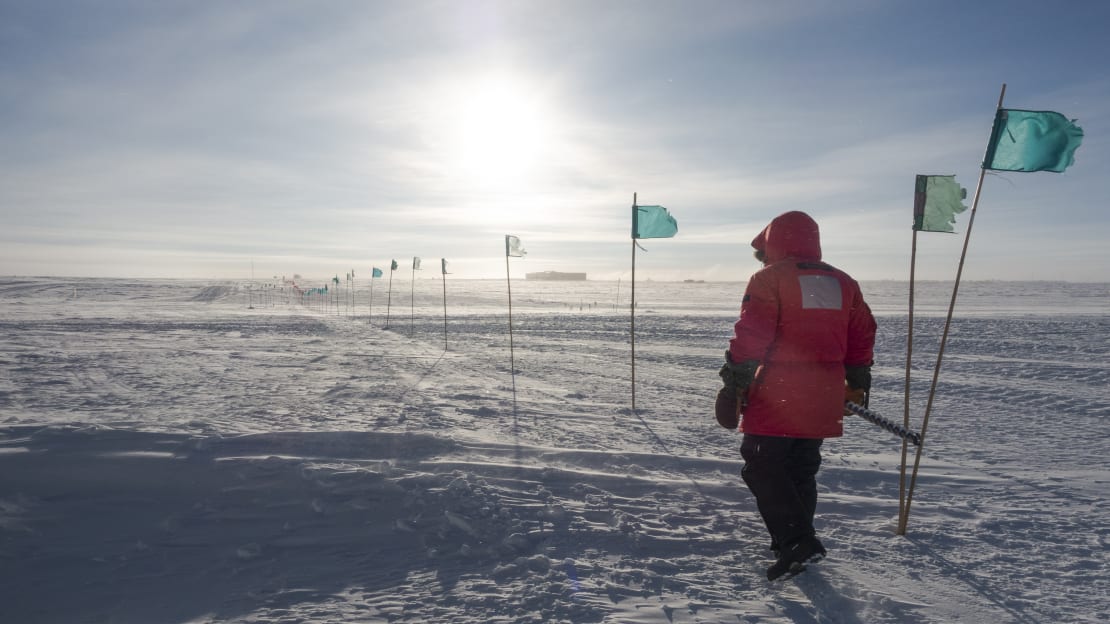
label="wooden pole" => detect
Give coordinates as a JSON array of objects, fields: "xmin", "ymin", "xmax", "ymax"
[
  {"xmin": 442, "ymin": 260, "xmax": 448, "ymax": 351},
  {"xmin": 900, "ymin": 226, "xmax": 919, "ymax": 527},
  {"xmin": 899, "ymin": 83, "xmax": 1007, "ymax": 535},
  {"xmin": 506, "ymin": 244, "xmax": 517, "ymax": 400},
  {"xmin": 631, "ymin": 192, "xmax": 637, "ymax": 412},
  {"xmin": 386, "ymin": 266, "xmax": 394, "ymax": 328}
]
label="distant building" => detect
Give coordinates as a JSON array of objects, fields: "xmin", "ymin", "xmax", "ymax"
[{"xmin": 525, "ymin": 271, "xmax": 587, "ymax": 281}]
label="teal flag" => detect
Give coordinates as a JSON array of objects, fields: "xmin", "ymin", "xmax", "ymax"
[
  {"xmin": 984, "ymin": 109, "xmax": 1083, "ymax": 173},
  {"xmin": 372, "ymin": 267, "xmax": 383, "ymax": 278},
  {"xmin": 913, "ymin": 175, "xmax": 967, "ymax": 233},
  {"xmin": 633, "ymin": 205, "xmax": 678, "ymax": 239},
  {"xmin": 505, "ymin": 235, "xmax": 526, "ymax": 257}
]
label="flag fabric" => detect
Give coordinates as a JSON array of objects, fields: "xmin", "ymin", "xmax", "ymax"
[
  {"xmin": 633, "ymin": 205, "xmax": 678, "ymax": 239},
  {"xmin": 333, "ymin": 275, "xmax": 339, "ymax": 284},
  {"xmin": 413, "ymin": 257, "xmax": 421, "ymax": 270},
  {"xmin": 391, "ymin": 259, "xmax": 398, "ymax": 271},
  {"xmin": 441, "ymin": 258, "xmax": 449, "ymax": 275},
  {"xmin": 505, "ymin": 235, "xmax": 526, "ymax": 257},
  {"xmin": 372, "ymin": 267, "xmax": 383, "ymax": 278},
  {"xmin": 983, "ymin": 109, "xmax": 1083, "ymax": 173},
  {"xmin": 914, "ymin": 175, "xmax": 967, "ymax": 233}
]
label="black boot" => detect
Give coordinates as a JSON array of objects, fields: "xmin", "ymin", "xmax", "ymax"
[{"xmin": 766, "ymin": 536, "xmax": 826, "ymax": 581}]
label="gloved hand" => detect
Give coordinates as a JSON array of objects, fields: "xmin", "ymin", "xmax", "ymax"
[
  {"xmin": 715, "ymin": 387, "xmax": 739, "ymax": 429},
  {"xmin": 719, "ymin": 351, "xmax": 759, "ymax": 395},
  {"xmin": 844, "ymin": 364, "xmax": 871, "ymax": 415},
  {"xmin": 716, "ymin": 351, "xmax": 759, "ymax": 429},
  {"xmin": 844, "ymin": 365, "xmax": 871, "ymax": 396}
]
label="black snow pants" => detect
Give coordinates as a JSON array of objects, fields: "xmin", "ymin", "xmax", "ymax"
[{"xmin": 740, "ymin": 434, "xmax": 824, "ymax": 549}]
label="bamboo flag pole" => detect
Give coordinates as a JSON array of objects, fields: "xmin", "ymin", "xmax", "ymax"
[
  {"xmin": 900, "ymin": 224, "xmax": 919, "ymax": 524},
  {"xmin": 899, "ymin": 83, "xmax": 1007, "ymax": 535},
  {"xmin": 441, "ymin": 258, "xmax": 448, "ymax": 351},
  {"xmin": 630, "ymin": 192, "xmax": 638, "ymax": 412},
  {"xmin": 410, "ymin": 258, "xmax": 417, "ymax": 336},
  {"xmin": 369, "ymin": 270, "xmax": 375, "ymax": 325},
  {"xmin": 505, "ymin": 237, "xmax": 518, "ymax": 401},
  {"xmin": 628, "ymin": 194, "xmax": 678, "ymax": 413},
  {"xmin": 386, "ymin": 261, "xmax": 395, "ymax": 328}
]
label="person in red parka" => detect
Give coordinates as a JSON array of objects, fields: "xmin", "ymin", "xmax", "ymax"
[{"xmin": 716, "ymin": 210, "xmax": 876, "ymax": 581}]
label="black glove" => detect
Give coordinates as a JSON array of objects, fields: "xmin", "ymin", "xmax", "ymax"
[
  {"xmin": 718, "ymin": 351, "xmax": 759, "ymax": 395},
  {"xmin": 715, "ymin": 387, "xmax": 739, "ymax": 429},
  {"xmin": 716, "ymin": 352, "xmax": 759, "ymax": 430},
  {"xmin": 845, "ymin": 364, "xmax": 871, "ymax": 408}
]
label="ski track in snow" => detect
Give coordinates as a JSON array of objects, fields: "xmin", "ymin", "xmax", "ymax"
[{"xmin": 0, "ymin": 277, "xmax": 1107, "ymax": 623}]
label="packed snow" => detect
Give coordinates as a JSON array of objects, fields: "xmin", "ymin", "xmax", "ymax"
[{"xmin": 1, "ymin": 276, "xmax": 1107, "ymax": 623}]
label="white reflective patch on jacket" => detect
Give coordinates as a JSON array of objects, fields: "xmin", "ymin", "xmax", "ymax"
[{"xmin": 798, "ymin": 275, "xmax": 842, "ymax": 309}]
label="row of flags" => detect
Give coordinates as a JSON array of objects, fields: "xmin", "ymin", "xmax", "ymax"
[
  {"xmin": 346, "ymin": 214, "xmax": 680, "ymax": 284},
  {"xmin": 342, "ymin": 206, "xmax": 678, "ymax": 283},
  {"xmin": 353, "ymin": 257, "xmax": 452, "ymax": 279}
]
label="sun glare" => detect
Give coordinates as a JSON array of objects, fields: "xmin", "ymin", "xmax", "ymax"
[{"xmin": 450, "ymin": 77, "xmax": 550, "ymax": 188}]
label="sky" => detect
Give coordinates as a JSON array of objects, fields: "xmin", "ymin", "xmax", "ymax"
[{"xmin": 2, "ymin": 0, "xmax": 1109, "ymax": 283}]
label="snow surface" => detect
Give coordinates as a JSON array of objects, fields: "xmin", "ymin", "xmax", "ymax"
[{"xmin": 1, "ymin": 277, "xmax": 1107, "ymax": 623}]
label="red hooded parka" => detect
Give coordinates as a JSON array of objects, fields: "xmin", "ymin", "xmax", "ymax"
[{"xmin": 729, "ymin": 211, "xmax": 876, "ymax": 438}]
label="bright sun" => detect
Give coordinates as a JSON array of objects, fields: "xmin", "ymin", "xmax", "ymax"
[{"xmin": 449, "ymin": 77, "xmax": 550, "ymax": 188}]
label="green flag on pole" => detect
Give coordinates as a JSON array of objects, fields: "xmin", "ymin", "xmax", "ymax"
[
  {"xmin": 372, "ymin": 267, "xmax": 383, "ymax": 278},
  {"xmin": 633, "ymin": 205, "xmax": 678, "ymax": 239},
  {"xmin": 983, "ymin": 109, "xmax": 1083, "ymax": 173},
  {"xmin": 913, "ymin": 175, "xmax": 968, "ymax": 233}
]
